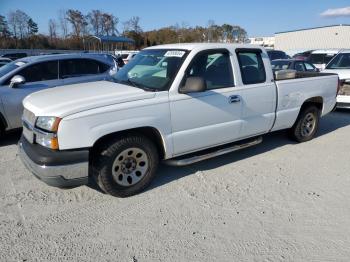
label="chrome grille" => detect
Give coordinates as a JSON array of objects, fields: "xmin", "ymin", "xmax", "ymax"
[{"xmin": 23, "ymin": 109, "xmax": 36, "ymax": 126}]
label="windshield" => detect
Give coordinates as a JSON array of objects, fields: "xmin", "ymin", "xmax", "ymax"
[
  {"xmin": 0, "ymin": 61, "xmax": 24, "ymax": 78},
  {"xmin": 112, "ymin": 49, "xmax": 188, "ymax": 91},
  {"xmin": 271, "ymin": 60, "xmax": 291, "ymax": 70},
  {"xmin": 326, "ymin": 53, "xmax": 350, "ymax": 69}
]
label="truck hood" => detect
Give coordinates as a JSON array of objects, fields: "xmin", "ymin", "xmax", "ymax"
[
  {"xmin": 322, "ymin": 69, "xmax": 350, "ymax": 80},
  {"xmin": 23, "ymin": 80, "xmax": 156, "ymax": 117}
]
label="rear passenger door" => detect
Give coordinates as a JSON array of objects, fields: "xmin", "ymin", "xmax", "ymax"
[
  {"xmin": 235, "ymin": 49, "xmax": 276, "ymax": 138},
  {"xmin": 59, "ymin": 58, "xmax": 110, "ymax": 85}
]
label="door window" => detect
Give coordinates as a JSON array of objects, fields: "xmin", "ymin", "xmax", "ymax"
[
  {"xmin": 237, "ymin": 51, "xmax": 266, "ymax": 85},
  {"xmin": 185, "ymin": 50, "xmax": 234, "ymax": 90},
  {"xmin": 14, "ymin": 61, "xmax": 58, "ymax": 83},
  {"xmin": 59, "ymin": 59, "xmax": 109, "ymax": 79},
  {"xmin": 304, "ymin": 62, "xmax": 316, "ymax": 71},
  {"xmin": 294, "ymin": 62, "xmax": 306, "ymax": 71}
]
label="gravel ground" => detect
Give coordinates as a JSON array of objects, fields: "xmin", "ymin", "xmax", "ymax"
[{"xmin": 1, "ymin": 110, "xmax": 350, "ymax": 262}]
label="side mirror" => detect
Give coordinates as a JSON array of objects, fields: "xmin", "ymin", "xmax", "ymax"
[
  {"xmin": 179, "ymin": 77, "xmax": 206, "ymax": 94},
  {"xmin": 9, "ymin": 75, "xmax": 25, "ymax": 88}
]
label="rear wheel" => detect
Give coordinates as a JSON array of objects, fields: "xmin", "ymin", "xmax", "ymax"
[
  {"xmin": 93, "ymin": 135, "xmax": 159, "ymax": 197},
  {"xmin": 289, "ymin": 106, "xmax": 320, "ymax": 142}
]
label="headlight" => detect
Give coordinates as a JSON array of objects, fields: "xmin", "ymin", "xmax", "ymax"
[
  {"xmin": 35, "ymin": 116, "xmax": 61, "ymax": 132},
  {"xmin": 35, "ymin": 116, "xmax": 61, "ymax": 150},
  {"xmin": 36, "ymin": 132, "xmax": 59, "ymax": 150}
]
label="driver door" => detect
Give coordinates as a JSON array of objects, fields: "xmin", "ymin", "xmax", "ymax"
[
  {"xmin": 169, "ymin": 49, "xmax": 243, "ymax": 156},
  {"xmin": 1, "ymin": 60, "xmax": 61, "ymax": 128}
]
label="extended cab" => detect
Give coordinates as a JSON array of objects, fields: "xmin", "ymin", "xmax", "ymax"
[{"xmin": 19, "ymin": 43, "xmax": 338, "ymax": 197}]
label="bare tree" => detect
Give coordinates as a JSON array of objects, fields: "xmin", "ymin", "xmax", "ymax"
[
  {"xmin": 7, "ymin": 10, "xmax": 35, "ymax": 39},
  {"xmin": 7, "ymin": 11, "xmax": 18, "ymax": 39},
  {"xmin": 87, "ymin": 10, "xmax": 102, "ymax": 35},
  {"xmin": 66, "ymin": 9, "xmax": 86, "ymax": 37},
  {"xmin": 101, "ymin": 13, "xmax": 118, "ymax": 36},
  {"xmin": 123, "ymin": 16, "xmax": 142, "ymax": 34},
  {"xmin": 59, "ymin": 9, "xmax": 68, "ymax": 38},
  {"xmin": 48, "ymin": 19, "xmax": 58, "ymax": 40}
]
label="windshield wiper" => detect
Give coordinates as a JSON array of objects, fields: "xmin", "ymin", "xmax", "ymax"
[{"xmin": 126, "ymin": 78, "xmax": 156, "ymax": 92}]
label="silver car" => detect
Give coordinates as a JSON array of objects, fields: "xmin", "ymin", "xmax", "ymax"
[{"xmin": 0, "ymin": 53, "xmax": 117, "ymax": 135}]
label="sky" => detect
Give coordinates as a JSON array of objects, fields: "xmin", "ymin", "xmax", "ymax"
[{"xmin": 1, "ymin": 0, "xmax": 350, "ymax": 37}]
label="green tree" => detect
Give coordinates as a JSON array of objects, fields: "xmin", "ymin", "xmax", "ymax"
[
  {"xmin": 0, "ymin": 15, "xmax": 11, "ymax": 37},
  {"xmin": 27, "ymin": 18, "xmax": 38, "ymax": 36}
]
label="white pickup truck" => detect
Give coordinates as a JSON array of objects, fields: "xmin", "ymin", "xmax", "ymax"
[{"xmin": 19, "ymin": 43, "xmax": 338, "ymax": 197}]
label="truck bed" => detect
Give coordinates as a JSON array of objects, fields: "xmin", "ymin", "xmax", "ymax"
[{"xmin": 272, "ymin": 72, "xmax": 338, "ymax": 132}]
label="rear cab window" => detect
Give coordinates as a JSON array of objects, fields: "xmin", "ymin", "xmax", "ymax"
[{"xmin": 236, "ymin": 49, "xmax": 266, "ymax": 85}]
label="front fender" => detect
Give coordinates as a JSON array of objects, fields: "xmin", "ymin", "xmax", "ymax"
[{"xmin": 56, "ymin": 101, "xmax": 173, "ymax": 158}]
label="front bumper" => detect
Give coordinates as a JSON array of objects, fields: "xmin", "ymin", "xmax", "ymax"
[{"xmin": 18, "ymin": 136, "xmax": 89, "ymax": 187}]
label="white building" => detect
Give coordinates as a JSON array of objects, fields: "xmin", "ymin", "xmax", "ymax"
[
  {"xmin": 275, "ymin": 24, "xmax": 350, "ymax": 52},
  {"xmin": 248, "ymin": 37, "xmax": 275, "ymax": 48}
]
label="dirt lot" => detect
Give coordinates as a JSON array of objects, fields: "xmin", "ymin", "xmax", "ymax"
[{"xmin": 1, "ymin": 110, "xmax": 350, "ymax": 262}]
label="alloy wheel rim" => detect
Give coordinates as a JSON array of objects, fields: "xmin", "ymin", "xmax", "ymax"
[{"xmin": 112, "ymin": 147, "xmax": 149, "ymax": 187}]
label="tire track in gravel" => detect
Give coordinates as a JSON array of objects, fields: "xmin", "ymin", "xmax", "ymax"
[{"xmin": 34, "ymin": 194, "xmax": 169, "ymax": 232}]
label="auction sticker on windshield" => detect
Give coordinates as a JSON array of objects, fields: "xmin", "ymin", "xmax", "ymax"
[{"xmin": 164, "ymin": 51, "xmax": 186, "ymax": 58}]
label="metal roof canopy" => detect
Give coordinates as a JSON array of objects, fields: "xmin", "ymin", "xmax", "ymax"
[
  {"xmin": 84, "ymin": 35, "xmax": 135, "ymax": 52},
  {"xmin": 88, "ymin": 35, "xmax": 135, "ymax": 44}
]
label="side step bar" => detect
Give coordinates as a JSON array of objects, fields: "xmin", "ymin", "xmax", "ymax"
[{"xmin": 164, "ymin": 136, "xmax": 263, "ymax": 167}]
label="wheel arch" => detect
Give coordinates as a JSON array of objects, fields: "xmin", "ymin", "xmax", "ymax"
[
  {"xmin": 291, "ymin": 96, "xmax": 323, "ymax": 127},
  {"xmin": 90, "ymin": 126, "xmax": 167, "ymax": 160},
  {"xmin": 300, "ymin": 96, "xmax": 323, "ymax": 112}
]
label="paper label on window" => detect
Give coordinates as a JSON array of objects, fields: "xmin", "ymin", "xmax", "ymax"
[{"xmin": 164, "ymin": 51, "xmax": 185, "ymax": 58}]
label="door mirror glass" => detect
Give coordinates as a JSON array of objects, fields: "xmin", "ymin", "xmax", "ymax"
[
  {"xmin": 9, "ymin": 75, "xmax": 25, "ymax": 88},
  {"xmin": 179, "ymin": 77, "xmax": 206, "ymax": 94}
]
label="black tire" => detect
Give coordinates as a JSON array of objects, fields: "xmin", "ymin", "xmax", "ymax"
[
  {"xmin": 289, "ymin": 106, "xmax": 320, "ymax": 143},
  {"xmin": 93, "ymin": 134, "xmax": 159, "ymax": 197},
  {"xmin": 0, "ymin": 123, "xmax": 4, "ymax": 138}
]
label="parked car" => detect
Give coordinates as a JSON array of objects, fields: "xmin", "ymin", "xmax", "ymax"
[
  {"xmin": 292, "ymin": 50, "xmax": 314, "ymax": 61},
  {"xmin": 115, "ymin": 51, "xmax": 139, "ymax": 64},
  {"xmin": 18, "ymin": 43, "xmax": 338, "ymax": 197},
  {"xmin": 267, "ymin": 50, "xmax": 290, "ymax": 60},
  {"xmin": 0, "ymin": 53, "xmax": 117, "ymax": 134},
  {"xmin": 271, "ymin": 59, "xmax": 319, "ymax": 72},
  {"xmin": 1, "ymin": 52, "xmax": 27, "ymax": 60},
  {"xmin": 0, "ymin": 58, "xmax": 12, "ymax": 68},
  {"xmin": 322, "ymin": 50, "xmax": 350, "ymax": 109},
  {"xmin": 308, "ymin": 49, "xmax": 340, "ymax": 71}
]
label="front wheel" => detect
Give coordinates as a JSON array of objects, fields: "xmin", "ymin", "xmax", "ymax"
[
  {"xmin": 93, "ymin": 135, "xmax": 159, "ymax": 197},
  {"xmin": 289, "ymin": 106, "xmax": 320, "ymax": 143}
]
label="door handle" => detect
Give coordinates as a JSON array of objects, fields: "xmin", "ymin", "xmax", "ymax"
[{"xmin": 229, "ymin": 95, "xmax": 241, "ymax": 103}]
